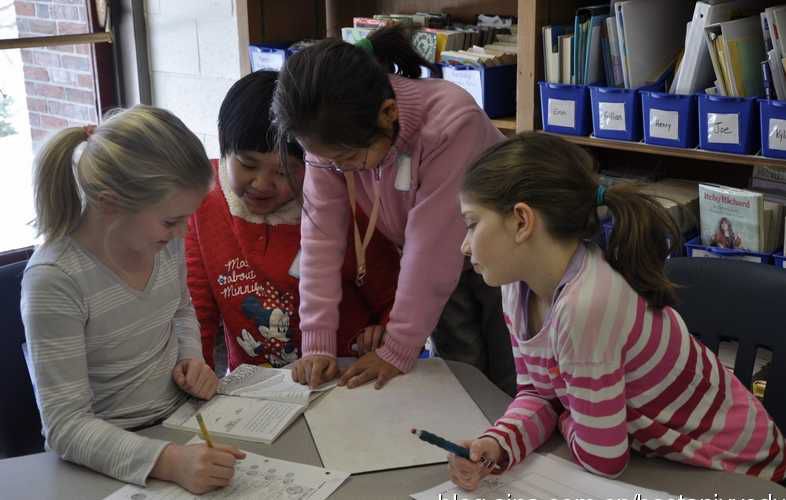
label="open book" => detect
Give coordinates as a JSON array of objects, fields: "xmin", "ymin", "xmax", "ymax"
[
  {"xmin": 163, "ymin": 365, "xmax": 337, "ymax": 444},
  {"xmin": 218, "ymin": 364, "xmax": 337, "ymax": 405}
]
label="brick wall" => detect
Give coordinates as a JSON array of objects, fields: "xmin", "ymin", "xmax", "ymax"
[{"xmin": 14, "ymin": 0, "xmax": 97, "ymax": 151}]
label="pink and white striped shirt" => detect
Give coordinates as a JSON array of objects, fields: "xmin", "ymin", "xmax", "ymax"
[{"xmin": 484, "ymin": 243, "xmax": 785, "ymax": 482}]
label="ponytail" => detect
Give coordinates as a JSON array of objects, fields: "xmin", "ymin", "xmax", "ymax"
[
  {"xmin": 462, "ymin": 133, "xmax": 681, "ymax": 309},
  {"xmin": 33, "ymin": 127, "xmax": 90, "ymax": 241},
  {"xmin": 368, "ymin": 25, "xmax": 441, "ymax": 79},
  {"xmin": 603, "ymin": 183, "xmax": 681, "ymax": 308}
]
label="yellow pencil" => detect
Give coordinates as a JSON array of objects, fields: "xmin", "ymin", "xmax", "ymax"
[{"xmin": 195, "ymin": 413, "xmax": 214, "ymax": 448}]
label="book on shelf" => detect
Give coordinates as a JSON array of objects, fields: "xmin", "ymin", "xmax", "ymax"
[
  {"xmin": 614, "ymin": 0, "xmax": 691, "ymax": 89},
  {"xmin": 673, "ymin": 0, "xmax": 771, "ymax": 95},
  {"xmin": 699, "ymin": 184, "xmax": 783, "ymax": 253},
  {"xmin": 163, "ymin": 364, "xmax": 336, "ymax": 444},
  {"xmin": 704, "ymin": 15, "xmax": 767, "ymax": 97},
  {"xmin": 543, "ymin": 24, "xmax": 573, "ymax": 83}
]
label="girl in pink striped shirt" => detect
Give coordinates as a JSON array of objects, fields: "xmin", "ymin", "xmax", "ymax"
[{"xmin": 449, "ymin": 133, "xmax": 785, "ymax": 490}]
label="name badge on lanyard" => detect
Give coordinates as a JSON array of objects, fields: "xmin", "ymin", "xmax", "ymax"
[{"xmin": 394, "ymin": 154, "xmax": 412, "ymax": 191}]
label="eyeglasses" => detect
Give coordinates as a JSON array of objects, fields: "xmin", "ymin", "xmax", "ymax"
[
  {"xmin": 304, "ymin": 141, "xmax": 398, "ymax": 174},
  {"xmin": 304, "ymin": 147, "xmax": 370, "ymax": 173}
]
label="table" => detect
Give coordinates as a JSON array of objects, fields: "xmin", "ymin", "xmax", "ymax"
[{"xmin": 1, "ymin": 361, "xmax": 784, "ymax": 500}]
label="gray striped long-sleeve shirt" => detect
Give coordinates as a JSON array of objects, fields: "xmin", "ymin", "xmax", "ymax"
[{"xmin": 20, "ymin": 238, "xmax": 203, "ymax": 485}]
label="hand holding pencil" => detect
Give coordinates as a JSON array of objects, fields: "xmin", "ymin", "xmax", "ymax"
[
  {"xmin": 150, "ymin": 413, "xmax": 247, "ymax": 495},
  {"xmin": 436, "ymin": 434, "xmax": 504, "ymax": 492}
]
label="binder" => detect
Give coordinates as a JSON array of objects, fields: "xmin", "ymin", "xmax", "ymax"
[
  {"xmin": 704, "ymin": 15, "xmax": 767, "ymax": 97},
  {"xmin": 614, "ymin": 0, "xmax": 692, "ymax": 89},
  {"xmin": 573, "ymin": 5, "xmax": 610, "ymax": 85},
  {"xmin": 673, "ymin": 0, "xmax": 771, "ymax": 95}
]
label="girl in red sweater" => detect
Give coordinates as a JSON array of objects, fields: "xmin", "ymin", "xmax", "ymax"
[{"xmin": 186, "ymin": 71, "xmax": 399, "ymax": 371}]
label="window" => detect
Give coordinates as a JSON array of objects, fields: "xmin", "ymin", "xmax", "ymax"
[{"xmin": 0, "ymin": 0, "xmax": 112, "ymax": 253}]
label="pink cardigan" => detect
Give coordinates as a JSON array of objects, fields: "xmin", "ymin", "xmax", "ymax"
[{"xmin": 298, "ymin": 75, "xmax": 504, "ymax": 372}]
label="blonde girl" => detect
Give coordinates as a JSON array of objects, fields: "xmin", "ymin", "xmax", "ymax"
[{"xmin": 21, "ymin": 106, "xmax": 244, "ymax": 494}]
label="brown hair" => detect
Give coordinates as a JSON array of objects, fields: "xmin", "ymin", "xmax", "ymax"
[{"xmin": 462, "ymin": 132, "xmax": 681, "ymax": 308}]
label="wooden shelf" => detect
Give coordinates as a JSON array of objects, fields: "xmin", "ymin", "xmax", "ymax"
[
  {"xmin": 491, "ymin": 116, "xmax": 517, "ymax": 135},
  {"xmin": 538, "ymin": 131, "xmax": 786, "ymax": 169}
]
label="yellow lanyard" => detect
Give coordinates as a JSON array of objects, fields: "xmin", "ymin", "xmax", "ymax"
[{"xmin": 344, "ymin": 171, "xmax": 381, "ymax": 286}]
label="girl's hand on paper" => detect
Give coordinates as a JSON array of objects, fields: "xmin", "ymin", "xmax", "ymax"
[
  {"xmin": 152, "ymin": 443, "xmax": 246, "ymax": 494},
  {"xmin": 356, "ymin": 325, "xmax": 386, "ymax": 355},
  {"xmin": 173, "ymin": 358, "xmax": 219, "ymax": 400},
  {"xmin": 291, "ymin": 355, "xmax": 339, "ymax": 389},
  {"xmin": 448, "ymin": 438, "xmax": 504, "ymax": 491},
  {"xmin": 339, "ymin": 351, "xmax": 402, "ymax": 389}
]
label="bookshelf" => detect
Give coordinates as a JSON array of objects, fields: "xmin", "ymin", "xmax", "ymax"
[
  {"xmin": 245, "ymin": 0, "xmax": 786, "ymax": 178},
  {"xmin": 245, "ymin": 0, "xmax": 520, "ymax": 135},
  {"xmin": 519, "ymin": 0, "xmax": 786, "ymax": 184},
  {"xmin": 542, "ymin": 132, "xmax": 786, "ymax": 169}
]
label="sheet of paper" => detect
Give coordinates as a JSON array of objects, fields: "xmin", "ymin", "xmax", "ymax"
[
  {"xmin": 218, "ymin": 364, "xmax": 337, "ymax": 405},
  {"xmin": 410, "ymin": 454, "xmax": 674, "ymax": 500},
  {"xmin": 164, "ymin": 395, "xmax": 303, "ymax": 444},
  {"xmin": 104, "ymin": 438, "xmax": 350, "ymax": 500},
  {"xmin": 305, "ymin": 358, "xmax": 490, "ymax": 474}
]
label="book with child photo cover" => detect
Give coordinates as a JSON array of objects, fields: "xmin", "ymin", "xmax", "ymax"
[
  {"xmin": 699, "ymin": 184, "xmax": 764, "ymax": 251},
  {"xmin": 163, "ymin": 365, "xmax": 337, "ymax": 445},
  {"xmin": 699, "ymin": 184, "xmax": 783, "ymax": 253}
]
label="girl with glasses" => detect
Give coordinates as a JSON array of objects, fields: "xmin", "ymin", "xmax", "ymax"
[{"xmin": 272, "ymin": 25, "xmax": 515, "ymax": 392}]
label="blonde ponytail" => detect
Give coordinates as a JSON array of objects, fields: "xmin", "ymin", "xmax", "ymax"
[
  {"xmin": 32, "ymin": 127, "xmax": 91, "ymax": 241},
  {"xmin": 31, "ymin": 105, "xmax": 213, "ymax": 243}
]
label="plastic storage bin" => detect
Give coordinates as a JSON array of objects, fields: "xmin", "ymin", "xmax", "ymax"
[
  {"xmin": 698, "ymin": 95, "xmax": 759, "ymax": 154},
  {"xmin": 589, "ymin": 82, "xmax": 664, "ymax": 141},
  {"xmin": 759, "ymin": 99, "xmax": 786, "ymax": 159},
  {"xmin": 248, "ymin": 43, "xmax": 289, "ymax": 72},
  {"xmin": 442, "ymin": 64, "xmax": 516, "ymax": 118},
  {"xmin": 641, "ymin": 91, "xmax": 698, "ymax": 148},
  {"xmin": 772, "ymin": 251, "xmax": 786, "ymax": 269},
  {"xmin": 539, "ymin": 82, "xmax": 591, "ymax": 136},
  {"xmin": 684, "ymin": 237, "xmax": 772, "ymax": 264}
]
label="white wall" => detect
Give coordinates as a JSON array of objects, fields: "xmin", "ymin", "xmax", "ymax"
[{"xmin": 145, "ymin": 0, "xmax": 250, "ymax": 158}]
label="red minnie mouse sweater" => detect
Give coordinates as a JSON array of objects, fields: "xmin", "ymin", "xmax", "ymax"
[{"xmin": 186, "ymin": 161, "xmax": 399, "ymax": 370}]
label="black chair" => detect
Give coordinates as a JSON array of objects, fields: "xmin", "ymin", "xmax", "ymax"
[
  {"xmin": 664, "ymin": 257, "xmax": 786, "ymax": 433},
  {"xmin": 0, "ymin": 259, "xmax": 44, "ymax": 458}
]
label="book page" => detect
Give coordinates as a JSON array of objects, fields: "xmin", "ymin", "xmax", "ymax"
[
  {"xmin": 104, "ymin": 438, "xmax": 350, "ymax": 500},
  {"xmin": 218, "ymin": 364, "xmax": 337, "ymax": 405},
  {"xmin": 163, "ymin": 395, "xmax": 303, "ymax": 444},
  {"xmin": 305, "ymin": 358, "xmax": 490, "ymax": 474},
  {"xmin": 411, "ymin": 454, "xmax": 673, "ymax": 500}
]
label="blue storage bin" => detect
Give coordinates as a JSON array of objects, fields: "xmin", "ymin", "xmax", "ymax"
[
  {"xmin": 641, "ymin": 91, "xmax": 698, "ymax": 148},
  {"xmin": 773, "ymin": 251, "xmax": 786, "ymax": 269},
  {"xmin": 442, "ymin": 64, "xmax": 516, "ymax": 118},
  {"xmin": 539, "ymin": 82, "xmax": 591, "ymax": 136},
  {"xmin": 698, "ymin": 95, "xmax": 759, "ymax": 154},
  {"xmin": 589, "ymin": 82, "xmax": 664, "ymax": 141},
  {"xmin": 684, "ymin": 237, "xmax": 772, "ymax": 264},
  {"xmin": 248, "ymin": 43, "xmax": 290, "ymax": 72},
  {"xmin": 758, "ymin": 99, "xmax": 786, "ymax": 159}
]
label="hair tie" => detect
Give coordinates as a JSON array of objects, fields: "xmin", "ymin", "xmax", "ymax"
[
  {"xmin": 83, "ymin": 124, "xmax": 96, "ymax": 139},
  {"xmin": 355, "ymin": 37, "xmax": 374, "ymax": 56},
  {"xmin": 595, "ymin": 185, "xmax": 607, "ymax": 207}
]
